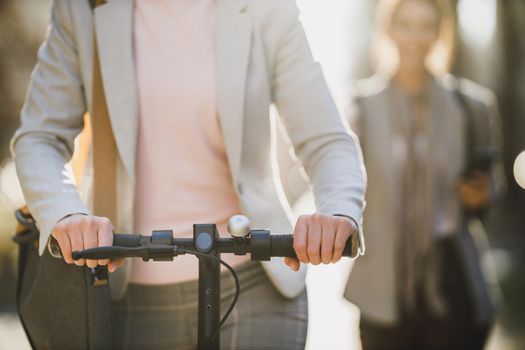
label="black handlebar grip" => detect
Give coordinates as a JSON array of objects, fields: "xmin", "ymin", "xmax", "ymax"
[
  {"xmin": 73, "ymin": 246, "xmax": 148, "ymax": 260},
  {"xmin": 113, "ymin": 234, "xmax": 142, "ymax": 247},
  {"xmin": 270, "ymin": 235, "xmax": 353, "ymax": 258}
]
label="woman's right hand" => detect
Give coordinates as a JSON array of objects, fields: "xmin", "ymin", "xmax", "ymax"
[{"xmin": 52, "ymin": 214, "xmax": 124, "ymax": 272}]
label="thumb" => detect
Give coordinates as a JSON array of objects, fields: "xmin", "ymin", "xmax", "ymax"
[
  {"xmin": 284, "ymin": 257, "xmax": 301, "ymax": 272},
  {"xmin": 108, "ymin": 258, "xmax": 125, "ymax": 273}
]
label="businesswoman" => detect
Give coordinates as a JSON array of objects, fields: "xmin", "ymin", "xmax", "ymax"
[
  {"xmin": 344, "ymin": 0, "xmax": 504, "ymax": 349},
  {"xmin": 13, "ymin": 0, "xmax": 365, "ymax": 348}
]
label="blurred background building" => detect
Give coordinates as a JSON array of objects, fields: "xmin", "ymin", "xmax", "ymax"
[{"xmin": 0, "ymin": 0, "xmax": 523, "ymax": 348}]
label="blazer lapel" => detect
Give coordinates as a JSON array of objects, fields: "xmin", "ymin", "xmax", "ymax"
[
  {"xmin": 94, "ymin": 0, "xmax": 138, "ymax": 182},
  {"xmin": 216, "ymin": 0, "xmax": 251, "ymax": 185}
]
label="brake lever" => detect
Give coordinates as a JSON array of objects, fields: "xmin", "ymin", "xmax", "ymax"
[{"xmin": 73, "ymin": 246, "xmax": 150, "ymax": 260}]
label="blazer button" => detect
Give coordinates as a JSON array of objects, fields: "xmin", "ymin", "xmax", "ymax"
[{"xmin": 237, "ymin": 183, "xmax": 243, "ymax": 195}]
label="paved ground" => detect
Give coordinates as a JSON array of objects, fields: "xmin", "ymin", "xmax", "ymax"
[{"xmin": 0, "ymin": 314, "xmax": 31, "ymax": 349}]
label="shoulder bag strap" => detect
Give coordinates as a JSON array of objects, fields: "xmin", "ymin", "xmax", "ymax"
[{"xmin": 91, "ymin": 0, "xmax": 118, "ymax": 223}]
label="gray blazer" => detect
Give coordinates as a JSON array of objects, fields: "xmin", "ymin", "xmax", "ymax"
[
  {"xmin": 12, "ymin": 0, "xmax": 366, "ymax": 299},
  {"xmin": 344, "ymin": 74, "xmax": 503, "ymax": 324}
]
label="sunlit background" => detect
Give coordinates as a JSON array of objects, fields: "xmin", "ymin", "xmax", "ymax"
[{"xmin": 0, "ymin": 0, "xmax": 524, "ymax": 349}]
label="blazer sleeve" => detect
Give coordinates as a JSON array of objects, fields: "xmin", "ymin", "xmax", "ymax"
[
  {"xmin": 270, "ymin": 0, "xmax": 366, "ymax": 254},
  {"xmin": 10, "ymin": 0, "xmax": 89, "ymax": 255}
]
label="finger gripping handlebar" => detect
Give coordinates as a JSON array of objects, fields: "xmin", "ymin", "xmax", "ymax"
[{"xmin": 269, "ymin": 234, "xmax": 353, "ymax": 258}]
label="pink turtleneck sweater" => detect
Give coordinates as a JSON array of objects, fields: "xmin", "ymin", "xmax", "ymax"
[{"xmin": 131, "ymin": 0, "xmax": 248, "ymax": 284}]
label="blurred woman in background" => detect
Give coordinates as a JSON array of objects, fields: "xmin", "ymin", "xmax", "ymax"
[{"xmin": 344, "ymin": 0, "xmax": 505, "ymax": 349}]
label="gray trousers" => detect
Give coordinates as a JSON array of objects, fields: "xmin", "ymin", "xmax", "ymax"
[{"xmin": 112, "ymin": 262, "xmax": 308, "ymax": 349}]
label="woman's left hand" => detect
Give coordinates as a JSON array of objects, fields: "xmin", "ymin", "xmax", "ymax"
[
  {"xmin": 455, "ymin": 171, "xmax": 492, "ymax": 210},
  {"xmin": 284, "ymin": 213, "xmax": 357, "ymax": 271}
]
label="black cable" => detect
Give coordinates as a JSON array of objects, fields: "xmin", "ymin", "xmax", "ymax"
[{"xmin": 183, "ymin": 249, "xmax": 240, "ymax": 346}]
